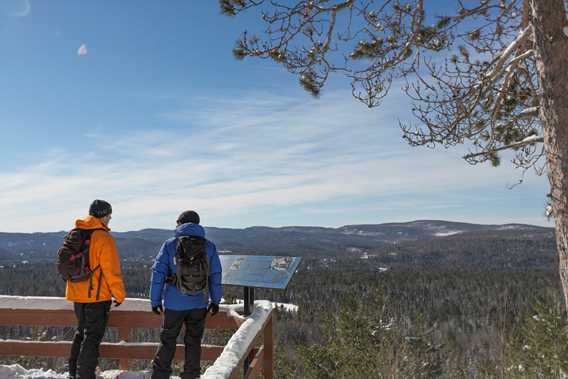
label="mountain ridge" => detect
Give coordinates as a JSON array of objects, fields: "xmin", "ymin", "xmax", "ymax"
[{"xmin": 0, "ymin": 220, "xmax": 554, "ymax": 269}]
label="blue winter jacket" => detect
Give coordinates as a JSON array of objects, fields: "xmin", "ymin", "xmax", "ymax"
[{"xmin": 150, "ymin": 223, "xmax": 222, "ymax": 310}]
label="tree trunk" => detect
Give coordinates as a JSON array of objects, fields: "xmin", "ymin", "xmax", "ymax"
[{"xmin": 531, "ymin": 0, "xmax": 568, "ymax": 314}]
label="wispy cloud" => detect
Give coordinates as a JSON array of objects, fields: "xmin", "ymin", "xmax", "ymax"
[
  {"xmin": 9, "ymin": 0, "xmax": 30, "ymax": 17},
  {"xmin": 0, "ymin": 90, "xmax": 550, "ymax": 232}
]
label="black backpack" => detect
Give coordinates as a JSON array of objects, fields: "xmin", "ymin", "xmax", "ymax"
[
  {"xmin": 56, "ymin": 228, "xmax": 102, "ymax": 282},
  {"xmin": 168, "ymin": 236, "xmax": 209, "ymax": 295}
]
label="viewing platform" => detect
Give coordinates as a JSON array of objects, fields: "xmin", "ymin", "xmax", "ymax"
[{"xmin": 0, "ymin": 295, "xmax": 274, "ymax": 378}]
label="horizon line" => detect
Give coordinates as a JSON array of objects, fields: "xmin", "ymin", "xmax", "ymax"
[{"xmin": 0, "ymin": 218, "xmax": 553, "ymax": 234}]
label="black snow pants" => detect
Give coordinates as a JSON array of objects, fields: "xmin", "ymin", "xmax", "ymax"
[
  {"xmin": 151, "ymin": 308, "xmax": 208, "ymax": 379},
  {"xmin": 68, "ymin": 301, "xmax": 111, "ymax": 379}
]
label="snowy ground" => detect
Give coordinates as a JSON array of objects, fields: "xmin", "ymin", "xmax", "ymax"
[{"xmin": 0, "ymin": 364, "xmax": 162, "ymax": 379}]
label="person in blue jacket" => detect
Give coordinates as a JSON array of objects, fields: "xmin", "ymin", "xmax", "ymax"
[{"xmin": 150, "ymin": 210, "xmax": 222, "ymax": 379}]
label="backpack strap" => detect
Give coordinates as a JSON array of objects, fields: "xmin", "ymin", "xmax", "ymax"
[
  {"xmin": 81, "ymin": 227, "xmax": 106, "ymax": 298},
  {"xmin": 87, "ymin": 265, "xmax": 101, "ymax": 299},
  {"xmin": 202, "ymin": 248, "xmax": 210, "ymax": 302},
  {"xmin": 165, "ymin": 238, "xmax": 179, "ymax": 285},
  {"xmin": 88, "ymin": 272, "xmax": 93, "ymax": 298},
  {"xmin": 95, "ymin": 269, "xmax": 103, "ymax": 300},
  {"xmin": 165, "ymin": 269, "xmax": 177, "ymax": 285},
  {"xmin": 70, "ymin": 228, "xmax": 94, "ymax": 257},
  {"xmin": 76, "ymin": 227, "xmax": 107, "ymax": 255}
]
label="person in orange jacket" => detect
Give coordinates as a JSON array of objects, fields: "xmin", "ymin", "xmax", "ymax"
[{"xmin": 66, "ymin": 200, "xmax": 126, "ymax": 379}]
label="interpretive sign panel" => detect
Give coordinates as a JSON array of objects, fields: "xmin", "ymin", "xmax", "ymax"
[{"xmin": 220, "ymin": 255, "xmax": 301, "ymax": 290}]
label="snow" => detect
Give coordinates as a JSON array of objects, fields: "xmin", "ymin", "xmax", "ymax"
[
  {"xmin": 97, "ymin": 371, "xmax": 155, "ymax": 379},
  {"xmin": 497, "ymin": 224, "xmax": 540, "ymax": 231},
  {"xmin": 0, "ymin": 296, "xmax": 73, "ymax": 311},
  {"xmin": 273, "ymin": 302, "xmax": 299, "ymax": 313},
  {"xmin": 340, "ymin": 229, "xmax": 383, "ymax": 237},
  {"xmin": 433, "ymin": 231, "xmax": 462, "ymax": 237},
  {"xmin": 346, "ymin": 247, "xmax": 362, "ymax": 253},
  {"xmin": 0, "ymin": 365, "xmax": 161, "ymax": 379},
  {"xmin": 497, "ymin": 225, "xmax": 518, "ymax": 230},
  {"xmin": 231, "ymin": 299, "xmax": 298, "ymax": 313},
  {"xmin": 520, "ymin": 134, "xmax": 542, "ymax": 144},
  {"xmin": 203, "ymin": 300, "xmax": 273, "ymax": 378},
  {"xmin": 0, "ymin": 295, "xmax": 154, "ymax": 312},
  {"xmin": 0, "ymin": 364, "xmax": 67, "ymax": 379}
]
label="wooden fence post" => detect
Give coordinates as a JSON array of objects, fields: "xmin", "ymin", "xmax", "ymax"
[
  {"xmin": 118, "ymin": 326, "xmax": 130, "ymax": 370},
  {"xmin": 262, "ymin": 314, "xmax": 274, "ymax": 379}
]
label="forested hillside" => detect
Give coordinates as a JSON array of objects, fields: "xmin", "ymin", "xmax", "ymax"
[
  {"xmin": 1, "ymin": 265, "xmax": 566, "ymax": 377},
  {"xmin": 0, "ymin": 221, "xmax": 565, "ymax": 377},
  {"xmin": 0, "ymin": 220, "xmax": 555, "ymax": 267}
]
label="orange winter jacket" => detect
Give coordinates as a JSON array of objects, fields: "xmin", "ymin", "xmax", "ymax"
[{"xmin": 65, "ymin": 216, "xmax": 126, "ymax": 303}]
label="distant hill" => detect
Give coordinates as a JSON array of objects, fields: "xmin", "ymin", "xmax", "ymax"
[
  {"xmin": 338, "ymin": 220, "xmax": 550, "ymax": 238},
  {"xmin": 0, "ymin": 220, "xmax": 555, "ymax": 269}
]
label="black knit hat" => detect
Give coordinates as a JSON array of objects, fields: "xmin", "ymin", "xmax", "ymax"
[
  {"xmin": 89, "ymin": 199, "xmax": 112, "ymax": 218},
  {"xmin": 177, "ymin": 210, "xmax": 200, "ymax": 225}
]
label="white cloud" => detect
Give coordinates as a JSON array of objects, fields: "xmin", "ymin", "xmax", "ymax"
[
  {"xmin": 0, "ymin": 91, "xmax": 550, "ymax": 232},
  {"xmin": 9, "ymin": 0, "xmax": 30, "ymax": 17}
]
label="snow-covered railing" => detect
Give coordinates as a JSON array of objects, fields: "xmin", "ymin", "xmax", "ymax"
[
  {"xmin": 0, "ymin": 296, "xmax": 275, "ymax": 378},
  {"xmin": 204, "ymin": 301, "xmax": 274, "ymax": 378}
]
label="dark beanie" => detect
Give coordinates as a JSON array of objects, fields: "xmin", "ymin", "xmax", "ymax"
[
  {"xmin": 89, "ymin": 199, "xmax": 112, "ymax": 218},
  {"xmin": 177, "ymin": 210, "xmax": 200, "ymax": 225}
]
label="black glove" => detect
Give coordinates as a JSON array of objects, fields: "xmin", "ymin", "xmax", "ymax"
[
  {"xmin": 113, "ymin": 300, "xmax": 122, "ymax": 307},
  {"xmin": 152, "ymin": 304, "xmax": 163, "ymax": 315},
  {"xmin": 207, "ymin": 303, "xmax": 219, "ymax": 316}
]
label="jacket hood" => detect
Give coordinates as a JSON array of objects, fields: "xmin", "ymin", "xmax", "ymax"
[
  {"xmin": 75, "ymin": 215, "xmax": 110, "ymax": 231},
  {"xmin": 175, "ymin": 223, "xmax": 205, "ymax": 238}
]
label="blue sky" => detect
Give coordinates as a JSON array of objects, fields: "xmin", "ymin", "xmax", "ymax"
[{"xmin": 0, "ymin": 0, "xmax": 551, "ymax": 232}]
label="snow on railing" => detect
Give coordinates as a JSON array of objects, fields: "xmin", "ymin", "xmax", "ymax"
[
  {"xmin": 0, "ymin": 295, "xmax": 274, "ymax": 379},
  {"xmin": 204, "ymin": 301, "xmax": 273, "ymax": 378}
]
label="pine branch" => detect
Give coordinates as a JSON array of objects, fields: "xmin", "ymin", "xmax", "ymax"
[
  {"xmin": 491, "ymin": 50, "xmax": 535, "ymax": 121},
  {"xmin": 518, "ymin": 106, "xmax": 539, "ymax": 117},
  {"xmin": 313, "ymin": 0, "xmax": 354, "ymax": 12},
  {"xmin": 479, "ymin": 26, "xmax": 533, "ymax": 87},
  {"xmin": 491, "ymin": 66, "xmax": 516, "ymax": 121},
  {"xmin": 464, "ymin": 134, "xmax": 543, "ymax": 160}
]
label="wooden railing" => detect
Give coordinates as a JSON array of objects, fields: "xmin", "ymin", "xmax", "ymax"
[{"xmin": 0, "ymin": 296, "xmax": 274, "ymax": 379}]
